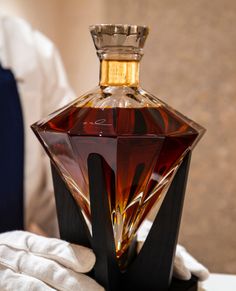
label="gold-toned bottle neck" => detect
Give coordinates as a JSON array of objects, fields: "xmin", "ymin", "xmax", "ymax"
[{"xmin": 100, "ymin": 60, "xmax": 140, "ymax": 87}]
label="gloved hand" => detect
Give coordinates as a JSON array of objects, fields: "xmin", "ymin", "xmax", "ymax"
[
  {"xmin": 0, "ymin": 231, "xmax": 104, "ymax": 291},
  {"xmin": 0, "ymin": 227, "xmax": 209, "ymax": 291},
  {"xmin": 173, "ymin": 244, "xmax": 209, "ymax": 281},
  {"xmin": 137, "ymin": 220, "xmax": 210, "ymax": 281}
]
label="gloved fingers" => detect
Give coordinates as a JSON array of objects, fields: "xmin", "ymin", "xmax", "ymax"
[
  {"xmin": 0, "ymin": 245, "xmax": 104, "ymax": 291},
  {"xmin": 137, "ymin": 239, "xmax": 192, "ymax": 281},
  {"xmin": 173, "ymin": 249, "xmax": 191, "ymax": 280},
  {"xmin": 0, "ymin": 264, "xmax": 55, "ymax": 291},
  {"xmin": 176, "ymin": 245, "xmax": 210, "ymax": 281},
  {"xmin": 133, "ymin": 221, "xmax": 209, "ymax": 282},
  {"xmin": 0, "ymin": 231, "xmax": 95, "ymax": 273},
  {"xmin": 137, "ymin": 224, "xmax": 193, "ymax": 281}
]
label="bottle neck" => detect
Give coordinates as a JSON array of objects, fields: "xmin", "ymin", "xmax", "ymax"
[{"xmin": 99, "ymin": 60, "xmax": 140, "ymax": 87}]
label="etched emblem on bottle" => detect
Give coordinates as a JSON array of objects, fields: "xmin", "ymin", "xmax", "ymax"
[{"xmin": 83, "ymin": 119, "xmax": 112, "ymax": 126}]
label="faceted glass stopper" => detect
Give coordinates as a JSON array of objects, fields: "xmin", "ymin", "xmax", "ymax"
[{"xmin": 90, "ymin": 24, "xmax": 149, "ymax": 51}]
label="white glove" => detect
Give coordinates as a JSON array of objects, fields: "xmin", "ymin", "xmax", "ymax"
[
  {"xmin": 0, "ymin": 231, "xmax": 104, "ymax": 291},
  {"xmin": 0, "ymin": 226, "xmax": 209, "ymax": 291},
  {"xmin": 137, "ymin": 220, "xmax": 210, "ymax": 281}
]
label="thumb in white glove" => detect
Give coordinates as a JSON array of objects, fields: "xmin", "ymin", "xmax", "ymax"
[
  {"xmin": 174, "ymin": 245, "xmax": 209, "ymax": 281},
  {"xmin": 0, "ymin": 231, "xmax": 104, "ymax": 291},
  {"xmin": 137, "ymin": 220, "xmax": 210, "ymax": 281}
]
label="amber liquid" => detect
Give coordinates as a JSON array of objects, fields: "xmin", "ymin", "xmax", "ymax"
[{"xmin": 33, "ymin": 106, "xmax": 198, "ymax": 267}]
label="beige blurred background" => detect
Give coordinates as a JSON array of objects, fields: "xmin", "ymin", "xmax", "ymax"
[{"xmin": 1, "ymin": 0, "xmax": 236, "ymax": 274}]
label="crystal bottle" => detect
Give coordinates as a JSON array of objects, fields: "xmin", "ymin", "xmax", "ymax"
[{"xmin": 31, "ymin": 24, "xmax": 205, "ymax": 269}]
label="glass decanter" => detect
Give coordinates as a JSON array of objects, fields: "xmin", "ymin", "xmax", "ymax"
[{"xmin": 32, "ymin": 24, "xmax": 205, "ymax": 269}]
